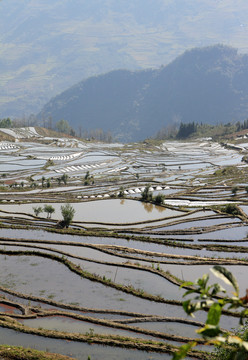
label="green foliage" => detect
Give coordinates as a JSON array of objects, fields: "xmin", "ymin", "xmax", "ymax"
[
  {"xmin": 60, "ymin": 203, "xmax": 75, "ymax": 227},
  {"xmin": 55, "ymin": 119, "xmax": 71, "ymax": 134},
  {"xmin": 176, "ymin": 122, "xmax": 197, "ymax": 139},
  {"xmin": 43, "ymin": 204, "xmax": 55, "ymax": 219},
  {"xmin": 213, "ymin": 322, "xmax": 248, "ymax": 360},
  {"xmin": 172, "ymin": 266, "xmax": 248, "ymax": 360},
  {"xmin": 61, "ymin": 173, "xmax": 68, "ymax": 185},
  {"xmin": 219, "ymin": 204, "xmax": 241, "ymax": 216},
  {"xmin": 0, "ymin": 344, "xmax": 70, "ymax": 360},
  {"xmin": 85, "ymin": 171, "xmax": 90, "ymax": 180},
  {"xmin": 33, "ymin": 206, "xmax": 43, "ymax": 217},
  {"xmin": 84, "ymin": 171, "xmax": 94, "ymax": 185},
  {"xmin": 141, "ymin": 185, "xmax": 153, "ymax": 202},
  {"xmin": 46, "ymin": 178, "xmax": 51, "ymax": 188},
  {"xmin": 38, "ymin": 44, "xmax": 248, "ymax": 142},
  {"xmin": 156, "ymin": 119, "xmax": 246, "ymax": 142},
  {"xmin": 118, "ymin": 186, "xmax": 125, "ymax": 197},
  {"xmin": 41, "ymin": 176, "xmax": 46, "ymax": 187},
  {"xmin": 154, "ymin": 193, "xmax": 165, "ymax": 205},
  {"xmin": 57, "ymin": 177, "xmax": 62, "ymax": 185},
  {"xmin": 43, "ymin": 159, "xmax": 55, "ymax": 170},
  {"xmin": 0, "ymin": 117, "xmax": 12, "ymax": 128},
  {"xmin": 30, "ymin": 181, "xmax": 38, "ymax": 189},
  {"xmin": 172, "ymin": 342, "xmax": 197, "ymax": 360},
  {"xmin": 214, "ymin": 166, "xmax": 238, "ymax": 177},
  {"xmin": 232, "ymin": 186, "xmax": 239, "ymax": 195}
]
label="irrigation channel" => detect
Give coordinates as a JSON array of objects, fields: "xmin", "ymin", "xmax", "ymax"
[{"xmin": 0, "ymin": 132, "xmax": 248, "ymax": 359}]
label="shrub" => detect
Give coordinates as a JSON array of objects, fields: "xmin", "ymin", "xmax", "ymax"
[
  {"xmin": 61, "ymin": 174, "xmax": 68, "ymax": 185},
  {"xmin": 118, "ymin": 186, "xmax": 125, "ymax": 197},
  {"xmin": 220, "ymin": 204, "xmax": 241, "ymax": 216},
  {"xmin": 141, "ymin": 184, "xmax": 153, "ymax": 202},
  {"xmin": 60, "ymin": 203, "xmax": 75, "ymax": 227},
  {"xmin": 154, "ymin": 193, "xmax": 165, "ymax": 205},
  {"xmin": 172, "ymin": 266, "xmax": 248, "ymax": 360},
  {"xmin": 43, "ymin": 204, "xmax": 55, "ymax": 219},
  {"xmin": 232, "ymin": 186, "xmax": 239, "ymax": 195},
  {"xmin": 33, "ymin": 206, "xmax": 43, "ymax": 217}
]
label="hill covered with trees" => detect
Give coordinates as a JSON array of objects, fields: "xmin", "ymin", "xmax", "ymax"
[{"xmin": 38, "ymin": 45, "xmax": 248, "ymax": 142}]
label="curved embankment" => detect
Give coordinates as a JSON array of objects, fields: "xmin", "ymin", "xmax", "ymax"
[
  {"xmin": 0, "ymin": 316, "xmax": 209, "ymax": 359},
  {"xmin": 0, "ymin": 249, "xmax": 245, "ymax": 319},
  {"xmin": 1, "ymin": 237, "xmax": 248, "ymax": 266}
]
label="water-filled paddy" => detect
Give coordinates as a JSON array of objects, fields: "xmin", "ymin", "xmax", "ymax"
[
  {"xmin": 0, "ymin": 327, "xmax": 171, "ymax": 360},
  {"xmin": 0, "ymin": 137, "xmax": 247, "ymax": 358},
  {"xmin": 0, "ymin": 199, "xmax": 183, "ymax": 223}
]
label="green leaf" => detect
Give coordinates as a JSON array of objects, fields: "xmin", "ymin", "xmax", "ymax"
[
  {"xmin": 197, "ymin": 274, "xmax": 209, "ymax": 289},
  {"xmin": 183, "ymin": 289, "xmax": 197, "ymax": 297},
  {"xmin": 172, "ymin": 342, "xmax": 196, "ymax": 360},
  {"xmin": 197, "ymin": 324, "xmax": 221, "ymax": 338},
  {"xmin": 182, "ymin": 300, "xmax": 194, "ymax": 315},
  {"xmin": 206, "ymin": 303, "xmax": 222, "ymax": 326},
  {"xmin": 239, "ymin": 309, "xmax": 248, "ymax": 325},
  {"xmin": 211, "ymin": 266, "xmax": 239, "ymax": 295},
  {"xmin": 180, "ymin": 281, "xmax": 194, "ymax": 288},
  {"xmin": 211, "ymin": 283, "xmax": 226, "ymax": 296}
]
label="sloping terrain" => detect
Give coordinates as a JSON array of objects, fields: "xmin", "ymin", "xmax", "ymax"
[
  {"xmin": 0, "ymin": 134, "xmax": 248, "ymax": 359},
  {"xmin": 38, "ymin": 45, "xmax": 248, "ymax": 142}
]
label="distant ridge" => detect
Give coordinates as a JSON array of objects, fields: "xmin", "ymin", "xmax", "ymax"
[{"xmin": 38, "ymin": 45, "xmax": 248, "ymax": 142}]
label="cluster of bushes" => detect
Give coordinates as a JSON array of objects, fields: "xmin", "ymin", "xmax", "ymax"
[
  {"xmin": 141, "ymin": 185, "xmax": 165, "ymax": 205},
  {"xmin": 33, "ymin": 203, "xmax": 75, "ymax": 228},
  {"xmin": 118, "ymin": 185, "xmax": 165, "ymax": 205},
  {"xmin": 219, "ymin": 203, "xmax": 242, "ymax": 216},
  {"xmin": 84, "ymin": 171, "xmax": 94, "ymax": 185}
]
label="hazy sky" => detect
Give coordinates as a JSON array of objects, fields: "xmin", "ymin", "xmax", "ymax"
[{"xmin": 1, "ymin": 0, "xmax": 248, "ymax": 116}]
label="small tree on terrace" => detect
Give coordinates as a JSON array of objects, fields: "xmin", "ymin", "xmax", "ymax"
[
  {"xmin": 141, "ymin": 184, "xmax": 153, "ymax": 202},
  {"xmin": 61, "ymin": 174, "xmax": 68, "ymax": 185},
  {"xmin": 43, "ymin": 204, "xmax": 55, "ymax": 219},
  {"xmin": 33, "ymin": 206, "xmax": 43, "ymax": 217},
  {"xmin": 61, "ymin": 203, "xmax": 75, "ymax": 228}
]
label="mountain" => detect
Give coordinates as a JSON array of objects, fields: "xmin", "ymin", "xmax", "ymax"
[
  {"xmin": 38, "ymin": 45, "xmax": 248, "ymax": 142},
  {"xmin": 1, "ymin": 0, "xmax": 248, "ymax": 117}
]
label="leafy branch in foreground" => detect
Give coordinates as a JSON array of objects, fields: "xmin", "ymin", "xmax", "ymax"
[{"xmin": 172, "ymin": 265, "xmax": 248, "ymax": 360}]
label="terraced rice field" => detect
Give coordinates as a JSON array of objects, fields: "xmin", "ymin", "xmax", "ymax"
[{"xmin": 0, "ymin": 130, "xmax": 248, "ymax": 359}]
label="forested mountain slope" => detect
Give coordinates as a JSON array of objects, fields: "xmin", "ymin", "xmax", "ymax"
[{"xmin": 38, "ymin": 45, "xmax": 248, "ymax": 142}]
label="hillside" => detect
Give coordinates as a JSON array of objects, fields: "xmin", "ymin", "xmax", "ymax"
[
  {"xmin": 1, "ymin": 0, "xmax": 248, "ymax": 117},
  {"xmin": 38, "ymin": 45, "xmax": 248, "ymax": 142}
]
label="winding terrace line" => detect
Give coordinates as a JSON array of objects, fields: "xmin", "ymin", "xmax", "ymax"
[
  {"xmin": 0, "ymin": 317, "xmax": 210, "ymax": 359},
  {"xmin": 0, "ymin": 249, "xmax": 247, "ymax": 318},
  {"xmin": 2, "ymin": 229, "xmax": 248, "ymax": 254},
  {"xmin": 1, "ymin": 239, "xmax": 248, "ymax": 267},
  {"xmin": 1, "ymin": 308, "xmax": 206, "ymax": 344}
]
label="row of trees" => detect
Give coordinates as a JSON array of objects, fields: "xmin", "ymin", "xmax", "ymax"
[
  {"xmin": 0, "ymin": 115, "xmax": 113, "ymax": 143},
  {"xmin": 176, "ymin": 122, "xmax": 197, "ymax": 139},
  {"xmin": 155, "ymin": 118, "xmax": 248, "ymax": 141},
  {"xmin": 118, "ymin": 184, "xmax": 165, "ymax": 205},
  {"xmin": 33, "ymin": 203, "xmax": 75, "ymax": 227},
  {"xmin": 0, "ymin": 118, "xmax": 12, "ymax": 128},
  {"xmin": 55, "ymin": 119, "xmax": 113, "ymax": 142},
  {"xmin": 237, "ymin": 118, "xmax": 248, "ymax": 131}
]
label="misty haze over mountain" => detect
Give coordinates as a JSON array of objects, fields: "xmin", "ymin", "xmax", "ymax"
[
  {"xmin": 38, "ymin": 45, "xmax": 248, "ymax": 142},
  {"xmin": 1, "ymin": 0, "xmax": 248, "ymax": 120}
]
